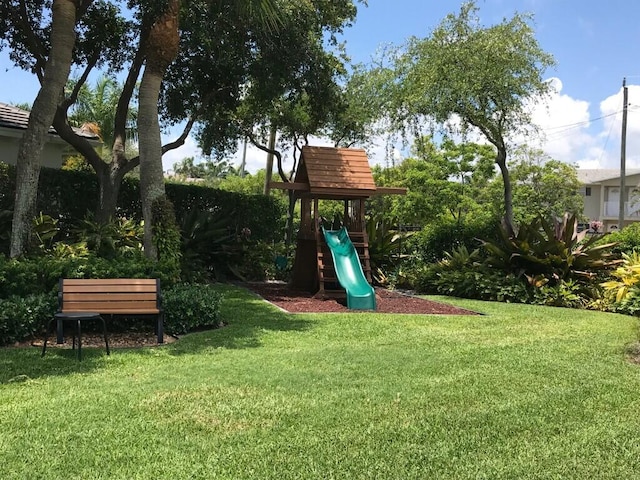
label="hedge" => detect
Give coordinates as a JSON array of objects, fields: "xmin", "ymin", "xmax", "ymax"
[{"xmin": 0, "ymin": 162, "xmax": 285, "ymax": 252}]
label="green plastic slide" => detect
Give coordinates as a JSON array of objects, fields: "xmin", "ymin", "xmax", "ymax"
[{"xmin": 321, "ymin": 226, "xmax": 377, "ymax": 310}]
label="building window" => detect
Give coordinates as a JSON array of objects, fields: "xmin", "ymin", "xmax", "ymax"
[{"xmin": 585, "ymin": 187, "xmax": 591, "ymax": 196}]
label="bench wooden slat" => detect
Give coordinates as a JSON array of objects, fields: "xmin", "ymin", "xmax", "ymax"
[
  {"xmin": 64, "ymin": 293, "xmax": 157, "ymax": 302},
  {"xmin": 63, "ymin": 279, "xmax": 157, "ymax": 285},
  {"xmin": 62, "ymin": 308, "xmax": 160, "ymax": 314},
  {"xmin": 62, "ymin": 298, "xmax": 158, "ymax": 311},
  {"xmin": 64, "ymin": 285, "xmax": 158, "ymax": 293}
]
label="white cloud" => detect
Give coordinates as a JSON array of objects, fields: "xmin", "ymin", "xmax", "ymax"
[
  {"xmin": 527, "ymin": 78, "xmax": 640, "ymax": 170},
  {"xmin": 529, "ymin": 77, "xmax": 592, "ymax": 162}
]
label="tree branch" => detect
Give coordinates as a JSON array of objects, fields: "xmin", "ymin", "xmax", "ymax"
[
  {"xmin": 52, "ymin": 106, "xmax": 106, "ymax": 177},
  {"xmin": 15, "ymin": 0, "xmax": 47, "ymax": 80},
  {"xmin": 247, "ymin": 131, "xmax": 286, "ymax": 182},
  {"xmin": 161, "ymin": 116, "xmax": 196, "ymax": 154},
  {"xmin": 61, "ymin": 51, "xmax": 100, "ymax": 110}
]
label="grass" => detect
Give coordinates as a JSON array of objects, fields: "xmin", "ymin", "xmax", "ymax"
[{"xmin": 1, "ymin": 284, "xmax": 640, "ymax": 479}]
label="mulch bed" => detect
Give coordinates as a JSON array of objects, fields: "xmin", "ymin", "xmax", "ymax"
[
  {"xmin": 17, "ymin": 332, "xmax": 178, "ymax": 350},
  {"xmin": 10, "ymin": 284, "xmax": 475, "ymax": 350},
  {"xmin": 243, "ymin": 282, "xmax": 478, "ymax": 315}
]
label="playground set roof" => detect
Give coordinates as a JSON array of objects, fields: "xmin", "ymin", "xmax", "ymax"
[{"xmin": 271, "ymin": 146, "xmax": 405, "ymax": 199}]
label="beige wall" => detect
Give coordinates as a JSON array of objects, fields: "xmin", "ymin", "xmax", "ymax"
[
  {"xmin": 582, "ymin": 184, "xmax": 601, "ymax": 221},
  {"xmin": 0, "ymin": 128, "xmax": 69, "ymax": 169}
]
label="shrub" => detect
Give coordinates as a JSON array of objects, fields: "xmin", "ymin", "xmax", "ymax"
[
  {"xmin": 0, "ymin": 162, "xmax": 285, "ymax": 246},
  {"xmin": 0, "ymin": 253, "xmax": 181, "ymax": 300},
  {"xmin": 162, "ymin": 283, "xmax": 224, "ymax": 335},
  {"xmin": 410, "ymin": 217, "xmax": 499, "ymax": 263},
  {"xmin": 432, "ymin": 267, "xmax": 531, "ymax": 303},
  {"xmin": 604, "ymin": 223, "xmax": 640, "ymax": 255},
  {"xmin": 232, "ymin": 241, "xmax": 291, "ymax": 282},
  {"xmin": 530, "ymin": 279, "xmax": 589, "ymax": 309},
  {"xmin": 0, "ymin": 293, "xmax": 57, "ymax": 346}
]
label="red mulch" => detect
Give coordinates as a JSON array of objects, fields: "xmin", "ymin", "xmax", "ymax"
[{"xmin": 244, "ymin": 282, "xmax": 478, "ymax": 315}]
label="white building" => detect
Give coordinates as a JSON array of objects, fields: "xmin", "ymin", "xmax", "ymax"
[
  {"xmin": 0, "ymin": 102, "xmax": 99, "ymax": 168},
  {"xmin": 578, "ymin": 169, "xmax": 640, "ymax": 232}
]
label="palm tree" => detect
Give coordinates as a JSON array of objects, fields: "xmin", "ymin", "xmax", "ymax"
[{"xmin": 69, "ymin": 75, "xmax": 138, "ymax": 150}]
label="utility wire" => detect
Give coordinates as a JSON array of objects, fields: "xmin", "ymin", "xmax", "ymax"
[
  {"xmin": 596, "ymin": 110, "xmax": 619, "ymax": 165},
  {"xmin": 542, "ymin": 111, "xmax": 620, "ymax": 132}
]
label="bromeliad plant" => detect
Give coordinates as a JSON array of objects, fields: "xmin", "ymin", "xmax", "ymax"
[{"xmin": 481, "ymin": 213, "xmax": 619, "ymax": 287}]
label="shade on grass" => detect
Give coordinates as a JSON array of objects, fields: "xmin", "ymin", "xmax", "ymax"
[{"xmin": 1, "ymin": 284, "xmax": 640, "ymax": 479}]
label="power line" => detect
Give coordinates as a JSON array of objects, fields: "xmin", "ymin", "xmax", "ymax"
[
  {"xmin": 542, "ymin": 111, "xmax": 620, "ymax": 133},
  {"xmin": 597, "ymin": 110, "xmax": 619, "ymax": 165}
]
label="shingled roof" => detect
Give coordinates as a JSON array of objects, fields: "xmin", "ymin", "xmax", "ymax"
[
  {"xmin": 294, "ymin": 146, "xmax": 377, "ymax": 198},
  {"xmin": 0, "ymin": 102, "xmax": 99, "ymax": 140}
]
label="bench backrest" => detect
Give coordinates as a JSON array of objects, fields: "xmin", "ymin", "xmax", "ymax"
[{"xmin": 60, "ymin": 278, "xmax": 161, "ymax": 314}]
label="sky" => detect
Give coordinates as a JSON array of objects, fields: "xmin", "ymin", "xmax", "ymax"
[{"xmin": 1, "ymin": 0, "xmax": 639, "ymax": 174}]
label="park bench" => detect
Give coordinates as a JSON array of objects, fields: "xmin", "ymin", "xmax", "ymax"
[{"xmin": 42, "ymin": 278, "xmax": 164, "ymax": 360}]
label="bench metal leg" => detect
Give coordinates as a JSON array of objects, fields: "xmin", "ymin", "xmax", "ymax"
[
  {"xmin": 100, "ymin": 316, "xmax": 110, "ymax": 355},
  {"xmin": 56, "ymin": 316, "xmax": 64, "ymax": 344},
  {"xmin": 157, "ymin": 314, "xmax": 164, "ymax": 344}
]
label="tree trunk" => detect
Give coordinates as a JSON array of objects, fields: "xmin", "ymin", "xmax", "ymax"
[
  {"xmin": 496, "ymin": 147, "xmax": 514, "ymax": 236},
  {"xmin": 95, "ymin": 164, "xmax": 127, "ymax": 224},
  {"xmin": 138, "ymin": 0, "xmax": 180, "ymax": 259},
  {"xmin": 9, "ymin": 0, "xmax": 80, "ymax": 257},
  {"xmin": 263, "ymin": 126, "xmax": 276, "ymax": 195}
]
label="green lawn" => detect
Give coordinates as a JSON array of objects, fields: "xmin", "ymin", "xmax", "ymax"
[{"xmin": 2, "ymin": 284, "xmax": 640, "ymax": 479}]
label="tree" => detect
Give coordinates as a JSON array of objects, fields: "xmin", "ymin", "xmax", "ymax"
[
  {"xmin": 1, "ymin": 0, "xmax": 129, "ymax": 256},
  {"xmin": 387, "ymin": 1, "xmax": 555, "ymax": 234},
  {"xmin": 487, "ymin": 146, "xmax": 584, "ymax": 224},
  {"xmin": 136, "ymin": 0, "xmax": 282, "ymax": 259},
  {"xmin": 136, "ymin": 0, "xmax": 181, "ymax": 258},
  {"xmin": 3, "ymin": 0, "xmax": 89, "ymax": 257},
  {"xmin": 163, "ymin": 0, "xmax": 363, "ymax": 245},
  {"xmin": 371, "ymin": 137, "xmax": 496, "ymax": 226},
  {"xmin": 172, "ymin": 156, "xmax": 236, "ymax": 184}
]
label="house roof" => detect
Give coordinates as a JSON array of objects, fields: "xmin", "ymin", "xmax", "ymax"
[
  {"xmin": 0, "ymin": 102, "xmax": 99, "ymax": 140},
  {"xmin": 294, "ymin": 146, "xmax": 377, "ymax": 198},
  {"xmin": 577, "ymin": 168, "xmax": 640, "ymax": 184}
]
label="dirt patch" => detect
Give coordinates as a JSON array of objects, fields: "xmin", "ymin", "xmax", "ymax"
[{"xmin": 243, "ymin": 282, "xmax": 478, "ymax": 315}]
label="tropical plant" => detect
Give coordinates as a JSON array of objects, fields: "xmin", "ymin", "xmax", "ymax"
[
  {"xmin": 481, "ymin": 213, "xmax": 619, "ymax": 287},
  {"xmin": 437, "ymin": 245, "xmax": 481, "ymax": 270},
  {"xmin": 366, "ymin": 216, "xmax": 414, "ymax": 276},
  {"xmin": 32, "ymin": 212, "xmax": 61, "ymax": 253},
  {"xmin": 601, "ymin": 251, "xmax": 640, "ymax": 303},
  {"xmin": 72, "ymin": 213, "xmax": 143, "ymax": 258}
]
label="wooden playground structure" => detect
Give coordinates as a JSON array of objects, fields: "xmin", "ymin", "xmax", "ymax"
[{"xmin": 271, "ymin": 146, "xmax": 405, "ymax": 299}]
